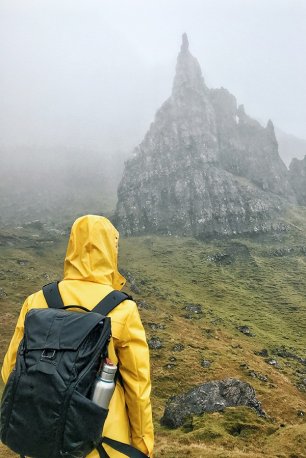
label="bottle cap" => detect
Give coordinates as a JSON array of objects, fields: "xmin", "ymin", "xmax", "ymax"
[{"xmin": 102, "ymin": 363, "xmax": 117, "ymax": 375}]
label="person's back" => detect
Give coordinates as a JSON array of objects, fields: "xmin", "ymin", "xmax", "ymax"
[{"xmin": 1, "ymin": 215, "xmax": 154, "ymax": 458}]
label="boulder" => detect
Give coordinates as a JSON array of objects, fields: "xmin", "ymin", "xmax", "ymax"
[{"xmin": 160, "ymin": 378, "xmax": 265, "ymax": 428}]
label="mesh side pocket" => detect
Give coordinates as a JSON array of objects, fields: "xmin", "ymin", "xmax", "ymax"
[{"xmin": 61, "ymin": 390, "xmax": 108, "ymax": 457}]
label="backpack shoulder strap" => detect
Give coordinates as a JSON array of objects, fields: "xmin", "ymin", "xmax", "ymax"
[
  {"xmin": 98, "ymin": 436, "xmax": 149, "ymax": 458},
  {"xmin": 92, "ymin": 291, "xmax": 133, "ymax": 316},
  {"xmin": 42, "ymin": 281, "xmax": 65, "ymax": 309}
]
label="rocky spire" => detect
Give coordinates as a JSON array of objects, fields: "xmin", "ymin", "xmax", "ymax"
[
  {"xmin": 266, "ymin": 119, "xmax": 276, "ymax": 136},
  {"xmin": 172, "ymin": 33, "xmax": 207, "ymax": 98},
  {"xmin": 181, "ymin": 32, "xmax": 189, "ymax": 52},
  {"xmin": 115, "ymin": 35, "xmax": 294, "ymax": 238}
]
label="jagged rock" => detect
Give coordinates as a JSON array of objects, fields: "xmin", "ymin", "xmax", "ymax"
[
  {"xmin": 115, "ymin": 34, "xmax": 295, "ymax": 237},
  {"xmin": 289, "ymin": 156, "xmax": 306, "ymax": 205},
  {"xmin": 148, "ymin": 336, "xmax": 163, "ymax": 350},
  {"xmin": 212, "ymin": 89, "xmax": 293, "ymax": 198},
  {"xmin": 160, "ymin": 378, "xmax": 265, "ymax": 428}
]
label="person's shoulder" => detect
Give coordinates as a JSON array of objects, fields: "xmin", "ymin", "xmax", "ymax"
[
  {"xmin": 108, "ymin": 295, "xmax": 137, "ymax": 322},
  {"xmin": 26, "ymin": 288, "xmax": 47, "ymax": 309}
]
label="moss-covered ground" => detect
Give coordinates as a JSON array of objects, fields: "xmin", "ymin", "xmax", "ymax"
[{"xmin": 0, "ymin": 206, "xmax": 306, "ymax": 457}]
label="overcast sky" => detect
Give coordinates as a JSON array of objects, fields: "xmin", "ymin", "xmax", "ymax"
[{"xmin": 0, "ymin": 0, "xmax": 305, "ymax": 154}]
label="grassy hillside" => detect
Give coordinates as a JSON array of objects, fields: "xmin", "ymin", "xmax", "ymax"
[{"xmin": 0, "ymin": 207, "xmax": 306, "ymax": 457}]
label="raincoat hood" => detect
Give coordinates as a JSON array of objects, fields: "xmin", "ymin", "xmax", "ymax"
[{"xmin": 64, "ymin": 215, "xmax": 126, "ymax": 289}]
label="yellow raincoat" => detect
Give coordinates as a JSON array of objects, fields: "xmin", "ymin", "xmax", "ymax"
[{"xmin": 1, "ymin": 215, "xmax": 154, "ymax": 458}]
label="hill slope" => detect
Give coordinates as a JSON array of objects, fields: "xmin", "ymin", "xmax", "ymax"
[{"xmin": 0, "ymin": 208, "xmax": 306, "ymax": 457}]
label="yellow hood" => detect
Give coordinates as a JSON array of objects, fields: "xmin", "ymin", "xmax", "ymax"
[{"xmin": 64, "ymin": 215, "xmax": 126, "ymax": 289}]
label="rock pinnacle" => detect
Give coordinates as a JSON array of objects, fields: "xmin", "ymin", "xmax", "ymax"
[{"xmin": 181, "ymin": 33, "xmax": 189, "ymax": 52}]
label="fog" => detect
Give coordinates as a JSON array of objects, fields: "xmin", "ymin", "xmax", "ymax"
[{"xmin": 0, "ymin": 0, "xmax": 306, "ymax": 225}]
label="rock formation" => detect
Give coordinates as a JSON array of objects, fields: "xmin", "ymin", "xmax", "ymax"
[
  {"xmin": 160, "ymin": 378, "xmax": 265, "ymax": 428},
  {"xmin": 115, "ymin": 34, "xmax": 295, "ymax": 237},
  {"xmin": 289, "ymin": 156, "xmax": 306, "ymax": 205}
]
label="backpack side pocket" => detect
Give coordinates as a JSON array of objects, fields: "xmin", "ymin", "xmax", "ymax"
[{"xmin": 61, "ymin": 390, "xmax": 108, "ymax": 457}]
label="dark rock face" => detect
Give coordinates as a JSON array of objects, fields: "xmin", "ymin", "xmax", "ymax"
[
  {"xmin": 160, "ymin": 378, "xmax": 265, "ymax": 428},
  {"xmin": 115, "ymin": 34, "xmax": 295, "ymax": 237},
  {"xmin": 211, "ymin": 92, "xmax": 292, "ymax": 198},
  {"xmin": 289, "ymin": 156, "xmax": 306, "ymax": 205}
]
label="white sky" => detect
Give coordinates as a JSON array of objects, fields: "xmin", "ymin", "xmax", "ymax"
[{"xmin": 0, "ymin": 0, "xmax": 305, "ymax": 152}]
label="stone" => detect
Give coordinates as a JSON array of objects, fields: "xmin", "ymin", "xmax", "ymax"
[
  {"xmin": 120, "ymin": 269, "xmax": 140, "ymax": 294},
  {"xmin": 138, "ymin": 300, "xmax": 156, "ymax": 310},
  {"xmin": 130, "ymin": 283, "xmax": 140, "ymax": 294},
  {"xmin": 237, "ymin": 325, "xmax": 254, "ymax": 336},
  {"xmin": 272, "ymin": 346, "xmax": 306, "ymax": 366},
  {"xmin": 247, "ymin": 371, "xmax": 268, "ymax": 383},
  {"xmin": 201, "ymin": 359, "xmax": 212, "ymax": 368},
  {"xmin": 148, "ymin": 322, "xmax": 166, "ymax": 331},
  {"xmin": 255, "ymin": 348, "xmax": 269, "ymax": 357},
  {"xmin": 160, "ymin": 378, "xmax": 265, "ymax": 428},
  {"xmin": 172, "ymin": 343, "xmax": 185, "ymax": 352},
  {"xmin": 297, "ymin": 379, "xmax": 306, "ymax": 392},
  {"xmin": 184, "ymin": 303, "xmax": 203, "ymax": 314},
  {"xmin": 16, "ymin": 259, "xmax": 30, "ymax": 266},
  {"xmin": 164, "ymin": 363, "xmax": 176, "ymax": 370},
  {"xmin": 148, "ymin": 336, "xmax": 163, "ymax": 350},
  {"xmin": 115, "ymin": 34, "xmax": 295, "ymax": 238},
  {"xmin": 266, "ymin": 359, "xmax": 281, "ymax": 368}
]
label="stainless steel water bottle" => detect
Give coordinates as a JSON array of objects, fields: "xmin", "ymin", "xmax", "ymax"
[{"xmin": 91, "ymin": 359, "xmax": 117, "ymax": 409}]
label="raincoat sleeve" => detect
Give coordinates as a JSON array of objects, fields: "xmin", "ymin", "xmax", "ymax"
[
  {"xmin": 1, "ymin": 297, "xmax": 29, "ymax": 384},
  {"xmin": 117, "ymin": 301, "xmax": 154, "ymax": 457}
]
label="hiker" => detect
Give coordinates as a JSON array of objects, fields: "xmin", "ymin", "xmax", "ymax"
[{"xmin": 1, "ymin": 214, "xmax": 154, "ymax": 458}]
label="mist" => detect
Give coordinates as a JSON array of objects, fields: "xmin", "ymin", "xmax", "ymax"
[{"xmin": 1, "ymin": 0, "xmax": 306, "ymax": 225}]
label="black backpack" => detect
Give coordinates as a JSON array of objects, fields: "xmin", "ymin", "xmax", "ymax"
[{"xmin": 0, "ymin": 281, "xmax": 148, "ymax": 458}]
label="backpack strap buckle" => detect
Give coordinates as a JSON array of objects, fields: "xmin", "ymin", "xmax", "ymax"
[{"xmin": 41, "ymin": 349, "xmax": 56, "ymax": 360}]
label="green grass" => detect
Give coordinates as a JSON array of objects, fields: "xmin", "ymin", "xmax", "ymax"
[{"xmin": 1, "ymin": 207, "xmax": 306, "ymax": 457}]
